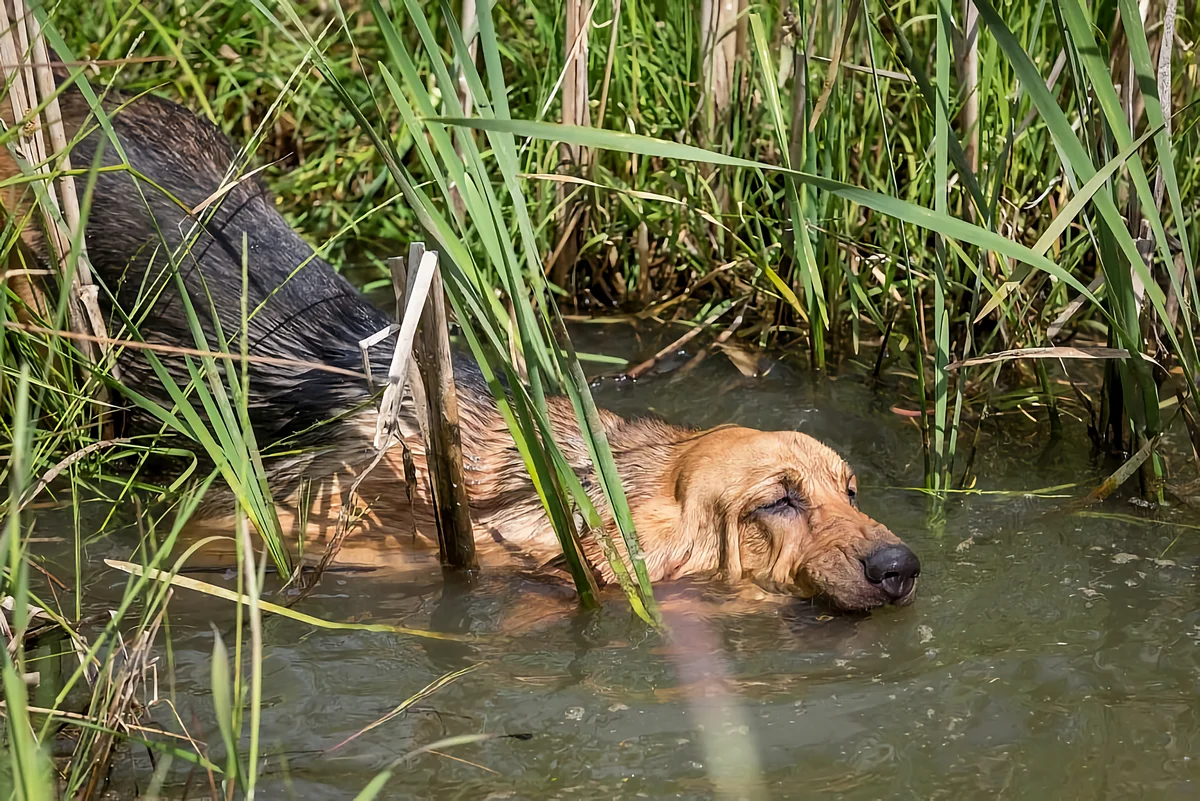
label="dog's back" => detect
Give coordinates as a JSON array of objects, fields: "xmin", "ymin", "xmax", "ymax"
[{"xmin": 1, "ymin": 75, "xmax": 393, "ymax": 437}]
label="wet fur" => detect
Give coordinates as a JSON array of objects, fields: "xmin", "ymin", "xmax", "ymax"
[{"xmin": 2, "ymin": 72, "xmax": 917, "ymax": 609}]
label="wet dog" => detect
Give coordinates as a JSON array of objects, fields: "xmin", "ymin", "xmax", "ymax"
[{"xmin": 1, "ymin": 71, "xmax": 919, "ymax": 611}]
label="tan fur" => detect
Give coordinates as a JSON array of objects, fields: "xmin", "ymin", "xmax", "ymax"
[{"xmin": 189, "ymin": 391, "xmax": 914, "ymax": 611}]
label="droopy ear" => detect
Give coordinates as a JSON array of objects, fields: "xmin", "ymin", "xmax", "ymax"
[
  {"xmin": 720, "ymin": 508, "xmax": 743, "ymax": 581},
  {"xmin": 670, "ymin": 492, "xmax": 727, "ymax": 579}
]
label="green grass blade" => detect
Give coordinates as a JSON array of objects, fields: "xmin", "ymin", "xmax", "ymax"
[
  {"xmin": 748, "ymin": 13, "xmax": 828, "ymax": 335},
  {"xmin": 104, "ymin": 559, "xmax": 473, "ymax": 641},
  {"xmin": 1112, "ymin": 0, "xmax": 1197, "ymax": 320},
  {"xmin": 210, "ymin": 628, "xmax": 243, "ymax": 788},
  {"xmin": 437, "ymin": 117, "xmax": 1094, "ymax": 298},
  {"xmin": 1032, "ymin": 122, "xmax": 1165, "ymax": 257}
]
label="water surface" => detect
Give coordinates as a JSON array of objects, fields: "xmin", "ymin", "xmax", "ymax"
[{"xmin": 62, "ymin": 325, "xmax": 1200, "ymax": 799}]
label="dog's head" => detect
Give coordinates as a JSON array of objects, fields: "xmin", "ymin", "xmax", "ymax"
[{"xmin": 655, "ymin": 426, "xmax": 919, "ymax": 610}]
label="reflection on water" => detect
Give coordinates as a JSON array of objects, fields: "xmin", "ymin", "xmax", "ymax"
[{"xmin": 53, "ymin": 325, "xmax": 1200, "ymax": 798}]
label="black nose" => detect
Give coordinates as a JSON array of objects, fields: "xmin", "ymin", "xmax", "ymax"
[{"xmin": 861, "ymin": 544, "xmax": 921, "ymax": 601}]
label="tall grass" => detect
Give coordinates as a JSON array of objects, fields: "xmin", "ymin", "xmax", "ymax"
[
  {"xmin": 1, "ymin": 0, "xmax": 1198, "ymax": 794},
  {"xmin": 56, "ymin": 0, "xmax": 1195, "ymax": 489},
  {"xmin": 0, "ymin": 13, "xmax": 481, "ymax": 795},
  {"xmin": 315, "ymin": 0, "xmax": 1194, "ymax": 499}
]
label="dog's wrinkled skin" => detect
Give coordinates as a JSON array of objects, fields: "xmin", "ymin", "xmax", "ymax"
[
  {"xmin": 626, "ymin": 427, "xmax": 916, "ymax": 609},
  {"xmin": 2, "ymin": 70, "xmax": 919, "ymax": 612},
  {"xmin": 323, "ymin": 411, "xmax": 918, "ymax": 611}
]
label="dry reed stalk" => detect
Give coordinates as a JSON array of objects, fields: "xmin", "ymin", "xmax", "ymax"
[
  {"xmin": 395, "ymin": 246, "xmax": 475, "ymax": 569},
  {"xmin": 635, "ymin": 218, "xmax": 651, "ymax": 303},
  {"xmin": 552, "ymin": 0, "xmax": 593, "ymax": 293},
  {"xmin": 450, "ymin": 0, "xmax": 477, "ymax": 221},
  {"xmin": 1152, "ymin": 0, "xmax": 1178, "ymax": 210},
  {"xmin": 682, "ymin": 302, "xmax": 750, "ymax": 378},
  {"xmin": 1124, "ymin": 0, "xmax": 1154, "ymax": 307},
  {"xmin": 699, "ymin": 0, "xmax": 739, "ymax": 138},
  {"xmin": 1154, "ymin": 0, "xmax": 1186, "ymax": 327},
  {"xmin": 0, "ymin": 1, "xmax": 46, "ymax": 319},
  {"xmin": 456, "ymin": 0, "xmax": 478, "ymax": 117},
  {"xmin": 698, "ymin": 0, "xmax": 741, "ymax": 258},
  {"xmin": 0, "ymin": 0, "xmax": 117, "ymax": 405},
  {"xmin": 734, "ymin": 0, "xmax": 749, "ymax": 73},
  {"xmin": 957, "ymin": 0, "xmax": 980, "ymax": 176},
  {"xmin": 623, "ymin": 303, "xmax": 729, "ymax": 380}
]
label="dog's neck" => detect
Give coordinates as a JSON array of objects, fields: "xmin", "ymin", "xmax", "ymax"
[
  {"xmin": 358, "ymin": 390, "xmax": 723, "ymax": 583},
  {"xmin": 473, "ymin": 401, "xmax": 730, "ymax": 585},
  {"xmin": 274, "ymin": 378, "xmax": 729, "ymax": 586}
]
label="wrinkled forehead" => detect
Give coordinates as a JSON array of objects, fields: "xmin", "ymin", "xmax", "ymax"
[
  {"xmin": 765, "ymin": 430, "xmax": 850, "ymax": 486},
  {"xmin": 689, "ymin": 428, "xmax": 851, "ymax": 484}
]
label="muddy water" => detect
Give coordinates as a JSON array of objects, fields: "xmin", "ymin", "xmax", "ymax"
[{"xmin": 74, "ymin": 326, "xmax": 1200, "ymax": 799}]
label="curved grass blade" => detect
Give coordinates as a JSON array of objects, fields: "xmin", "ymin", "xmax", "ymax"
[
  {"xmin": 548, "ymin": 309, "xmax": 659, "ymax": 624},
  {"xmin": 748, "ymin": 13, "xmax": 828, "ymax": 332},
  {"xmin": 326, "ymin": 664, "xmax": 481, "ymax": 754},
  {"xmin": 1032, "ymin": 122, "xmax": 1164, "ymax": 258},
  {"xmin": 436, "ymin": 117, "xmax": 1093, "ymax": 301},
  {"xmin": 104, "ymin": 559, "xmax": 473, "ymax": 642}
]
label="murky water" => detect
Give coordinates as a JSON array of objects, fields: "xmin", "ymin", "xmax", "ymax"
[{"xmin": 50, "ymin": 325, "xmax": 1200, "ymax": 799}]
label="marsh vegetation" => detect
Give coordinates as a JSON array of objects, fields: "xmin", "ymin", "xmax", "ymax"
[{"xmin": 1, "ymin": 0, "xmax": 1197, "ymax": 796}]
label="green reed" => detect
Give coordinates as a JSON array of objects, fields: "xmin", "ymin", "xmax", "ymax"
[
  {"xmin": 2, "ymin": 0, "xmax": 1199, "ymax": 794},
  {"xmin": 1, "ymin": 14, "xmax": 454, "ymax": 795},
  {"xmin": 62, "ymin": 0, "xmax": 1194, "ymax": 496}
]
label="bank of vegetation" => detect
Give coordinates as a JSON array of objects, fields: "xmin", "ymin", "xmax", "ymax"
[{"xmin": 1, "ymin": 0, "xmax": 1196, "ymax": 794}]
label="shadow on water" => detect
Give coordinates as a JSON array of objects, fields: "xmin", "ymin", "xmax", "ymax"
[{"xmin": 35, "ymin": 324, "xmax": 1200, "ymax": 800}]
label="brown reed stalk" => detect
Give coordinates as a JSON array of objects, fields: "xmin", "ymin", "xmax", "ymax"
[{"xmin": 0, "ymin": 0, "xmax": 117, "ymax": 411}]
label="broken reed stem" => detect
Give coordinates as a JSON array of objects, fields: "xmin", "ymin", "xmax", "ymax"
[
  {"xmin": 388, "ymin": 251, "xmax": 431, "ymax": 436},
  {"xmin": 301, "ymin": 246, "xmax": 452, "ymax": 593},
  {"xmin": 0, "ymin": 0, "xmax": 117, "ymax": 396},
  {"xmin": 413, "ymin": 263, "xmax": 476, "ymax": 570},
  {"xmin": 387, "ymin": 250, "xmax": 433, "ymax": 505},
  {"xmin": 372, "ymin": 244, "xmax": 438, "ymax": 449},
  {"xmin": 392, "ymin": 247, "xmax": 475, "ymax": 570}
]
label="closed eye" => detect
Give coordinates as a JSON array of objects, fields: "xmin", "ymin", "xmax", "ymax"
[{"xmin": 757, "ymin": 488, "xmax": 804, "ymax": 516}]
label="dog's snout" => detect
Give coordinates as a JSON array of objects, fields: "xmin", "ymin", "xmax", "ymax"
[{"xmin": 861, "ymin": 544, "xmax": 921, "ymax": 602}]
